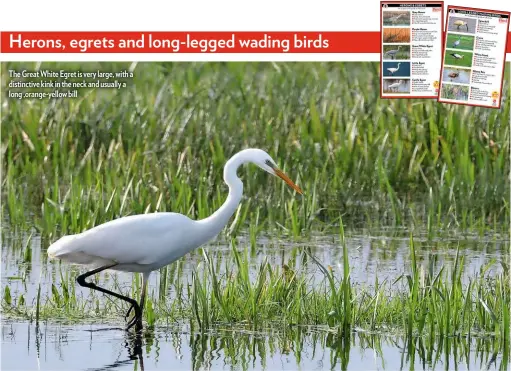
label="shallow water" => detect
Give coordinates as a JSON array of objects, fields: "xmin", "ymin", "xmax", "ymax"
[
  {"xmin": 2, "ymin": 229, "xmax": 508, "ymax": 303},
  {"xmin": 1, "ymin": 321, "xmax": 508, "ymax": 371},
  {"xmin": 1, "ymin": 228, "xmax": 509, "ymax": 370}
]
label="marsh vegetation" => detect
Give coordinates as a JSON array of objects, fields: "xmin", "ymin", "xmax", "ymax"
[{"xmin": 2, "ymin": 62, "xmax": 509, "ymax": 370}]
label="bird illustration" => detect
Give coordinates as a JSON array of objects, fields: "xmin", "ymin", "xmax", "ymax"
[
  {"xmin": 449, "ymin": 86, "xmax": 468, "ymax": 100},
  {"xmin": 386, "ymin": 62, "xmax": 401, "ymax": 76},
  {"xmin": 384, "ymin": 46, "xmax": 402, "ymax": 60},
  {"xmin": 448, "ymin": 71, "xmax": 460, "ymax": 81},
  {"xmin": 388, "ymin": 80, "xmax": 403, "ymax": 92},
  {"xmin": 388, "ymin": 13, "xmax": 405, "ymax": 24},
  {"xmin": 452, "ymin": 36, "xmax": 462, "ymax": 48},
  {"xmin": 454, "ymin": 20, "xmax": 469, "ymax": 32},
  {"xmin": 450, "ymin": 53, "xmax": 464, "ymax": 64},
  {"xmin": 47, "ymin": 148, "xmax": 303, "ymax": 332}
]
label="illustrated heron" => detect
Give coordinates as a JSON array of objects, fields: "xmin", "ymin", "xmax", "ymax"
[
  {"xmin": 384, "ymin": 46, "xmax": 402, "ymax": 60},
  {"xmin": 388, "ymin": 13, "xmax": 405, "ymax": 24}
]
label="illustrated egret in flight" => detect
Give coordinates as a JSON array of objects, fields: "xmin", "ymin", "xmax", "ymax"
[{"xmin": 48, "ymin": 148, "xmax": 303, "ymax": 332}]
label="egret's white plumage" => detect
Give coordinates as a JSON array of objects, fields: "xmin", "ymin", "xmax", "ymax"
[
  {"xmin": 48, "ymin": 213, "xmax": 203, "ymax": 271},
  {"xmin": 387, "ymin": 80, "xmax": 403, "ymax": 92},
  {"xmin": 386, "ymin": 62, "xmax": 401, "ymax": 76},
  {"xmin": 47, "ymin": 148, "xmax": 303, "ymax": 331}
]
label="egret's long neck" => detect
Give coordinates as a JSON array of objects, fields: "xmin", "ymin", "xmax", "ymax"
[{"xmin": 196, "ymin": 153, "xmax": 246, "ymax": 239}]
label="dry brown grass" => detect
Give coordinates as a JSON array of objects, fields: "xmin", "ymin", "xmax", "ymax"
[{"xmin": 382, "ymin": 28, "xmax": 410, "ymax": 43}]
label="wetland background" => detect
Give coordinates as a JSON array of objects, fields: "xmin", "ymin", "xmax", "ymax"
[{"xmin": 1, "ymin": 62, "xmax": 510, "ymax": 370}]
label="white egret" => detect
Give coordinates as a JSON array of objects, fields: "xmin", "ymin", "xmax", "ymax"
[
  {"xmin": 47, "ymin": 148, "xmax": 303, "ymax": 332},
  {"xmin": 452, "ymin": 36, "xmax": 462, "ymax": 48},
  {"xmin": 386, "ymin": 62, "xmax": 401, "ymax": 76},
  {"xmin": 387, "ymin": 80, "xmax": 403, "ymax": 92}
]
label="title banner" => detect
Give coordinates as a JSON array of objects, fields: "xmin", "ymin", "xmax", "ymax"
[
  {"xmin": 1, "ymin": 32, "xmax": 377, "ymax": 53},
  {"xmin": 2, "ymin": 31, "xmax": 511, "ymax": 53}
]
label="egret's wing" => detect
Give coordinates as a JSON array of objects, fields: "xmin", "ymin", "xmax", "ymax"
[{"xmin": 48, "ymin": 213, "xmax": 194, "ymax": 266}]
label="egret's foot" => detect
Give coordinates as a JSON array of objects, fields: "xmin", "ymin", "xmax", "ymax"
[
  {"xmin": 126, "ymin": 315, "xmax": 143, "ymax": 333},
  {"xmin": 126, "ymin": 314, "xmax": 142, "ymax": 331},
  {"xmin": 125, "ymin": 303, "xmax": 142, "ymax": 332}
]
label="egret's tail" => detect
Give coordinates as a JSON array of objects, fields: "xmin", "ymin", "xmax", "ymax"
[
  {"xmin": 47, "ymin": 234, "xmax": 115, "ymax": 267},
  {"xmin": 47, "ymin": 235, "xmax": 77, "ymax": 258}
]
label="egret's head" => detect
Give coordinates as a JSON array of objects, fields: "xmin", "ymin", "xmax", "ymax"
[{"xmin": 249, "ymin": 149, "xmax": 303, "ymax": 195}]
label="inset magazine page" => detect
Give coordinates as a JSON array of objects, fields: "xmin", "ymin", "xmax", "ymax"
[
  {"xmin": 380, "ymin": 1, "xmax": 444, "ymax": 98},
  {"xmin": 438, "ymin": 6, "xmax": 510, "ymax": 108}
]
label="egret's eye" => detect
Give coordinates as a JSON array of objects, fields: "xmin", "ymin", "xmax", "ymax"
[{"xmin": 265, "ymin": 160, "xmax": 274, "ymax": 168}]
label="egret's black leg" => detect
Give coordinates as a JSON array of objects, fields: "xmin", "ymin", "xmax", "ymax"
[
  {"xmin": 125, "ymin": 304, "xmax": 135, "ymax": 321},
  {"xmin": 76, "ymin": 264, "xmax": 142, "ymax": 332},
  {"xmin": 126, "ymin": 272, "xmax": 150, "ymax": 332}
]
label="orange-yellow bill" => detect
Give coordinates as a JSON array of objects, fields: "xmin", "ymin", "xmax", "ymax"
[{"xmin": 274, "ymin": 168, "xmax": 303, "ymax": 195}]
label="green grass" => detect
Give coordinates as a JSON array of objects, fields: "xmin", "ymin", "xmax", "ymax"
[
  {"xmin": 444, "ymin": 50, "xmax": 473, "ymax": 68},
  {"xmin": 2, "ymin": 227, "xmax": 509, "ymax": 344},
  {"xmin": 2, "ymin": 62, "xmax": 509, "ymax": 238},
  {"xmin": 1, "ymin": 62, "xmax": 509, "ymax": 369},
  {"xmin": 446, "ymin": 33, "xmax": 475, "ymax": 50}
]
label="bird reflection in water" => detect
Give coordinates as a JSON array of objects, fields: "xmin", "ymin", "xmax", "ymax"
[
  {"xmin": 12, "ymin": 322, "xmax": 510, "ymax": 371},
  {"xmin": 34, "ymin": 324, "xmax": 146, "ymax": 371},
  {"xmin": 83, "ymin": 329, "xmax": 149, "ymax": 371}
]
